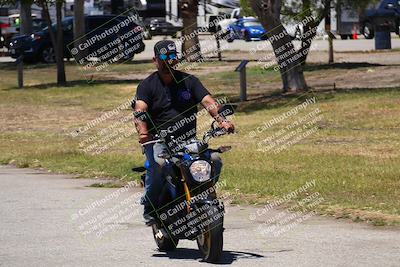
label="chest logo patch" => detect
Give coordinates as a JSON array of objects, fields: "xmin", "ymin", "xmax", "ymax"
[{"xmin": 178, "ymin": 89, "xmax": 192, "ymax": 101}]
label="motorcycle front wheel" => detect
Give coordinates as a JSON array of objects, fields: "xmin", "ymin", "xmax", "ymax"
[
  {"xmin": 152, "ymin": 223, "xmax": 178, "ymax": 251},
  {"xmin": 196, "ymin": 205, "xmax": 224, "ymax": 263}
]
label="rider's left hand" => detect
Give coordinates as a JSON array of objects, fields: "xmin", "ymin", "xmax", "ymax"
[{"xmin": 219, "ymin": 120, "xmax": 235, "ymax": 134}]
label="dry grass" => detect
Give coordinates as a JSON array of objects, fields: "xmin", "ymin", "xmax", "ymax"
[{"xmin": 0, "ymin": 60, "xmax": 399, "ymax": 225}]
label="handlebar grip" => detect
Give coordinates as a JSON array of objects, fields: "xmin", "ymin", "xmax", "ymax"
[{"xmin": 213, "ymin": 127, "xmax": 227, "ymax": 137}]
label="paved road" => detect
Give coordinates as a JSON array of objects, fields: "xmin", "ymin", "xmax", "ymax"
[
  {"xmin": 0, "ymin": 165, "xmax": 399, "ymax": 266},
  {"xmin": 1, "ymin": 35, "xmax": 399, "ymax": 63},
  {"xmin": 106, "ymin": 35, "xmax": 400, "ymax": 61}
]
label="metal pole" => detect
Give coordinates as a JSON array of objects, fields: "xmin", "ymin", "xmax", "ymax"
[
  {"xmin": 325, "ymin": 2, "xmax": 334, "ymax": 64},
  {"xmin": 17, "ymin": 55, "xmax": 23, "ymax": 88},
  {"xmin": 215, "ymin": 33, "xmax": 222, "ymax": 61},
  {"xmin": 328, "ymin": 37, "xmax": 334, "ymax": 63},
  {"xmin": 240, "ymin": 67, "xmax": 247, "ymax": 102}
]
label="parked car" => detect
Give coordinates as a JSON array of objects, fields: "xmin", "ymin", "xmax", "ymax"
[
  {"xmin": 360, "ymin": 0, "xmax": 400, "ymax": 39},
  {"xmin": 0, "ymin": 28, "xmax": 4, "ymax": 48},
  {"xmin": 9, "ymin": 15, "xmax": 145, "ymax": 63},
  {"xmin": 283, "ymin": 20, "xmax": 328, "ymax": 41},
  {"xmin": 147, "ymin": 18, "xmax": 182, "ymax": 38},
  {"xmin": 0, "ymin": 14, "xmax": 46, "ymax": 49},
  {"xmin": 32, "ymin": 18, "xmax": 47, "ymax": 32},
  {"xmin": 216, "ymin": 8, "xmax": 256, "ymax": 36},
  {"xmin": 226, "ymin": 18, "xmax": 267, "ymax": 42}
]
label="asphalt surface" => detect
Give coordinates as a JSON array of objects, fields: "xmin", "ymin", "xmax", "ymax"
[
  {"xmin": 0, "ymin": 165, "xmax": 399, "ymax": 266},
  {"xmin": 1, "ymin": 35, "xmax": 400, "ymax": 63}
]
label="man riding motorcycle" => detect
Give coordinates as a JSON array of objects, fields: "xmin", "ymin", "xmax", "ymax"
[{"xmin": 132, "ymin": 40, "xmax": 235, "ymax": 225}]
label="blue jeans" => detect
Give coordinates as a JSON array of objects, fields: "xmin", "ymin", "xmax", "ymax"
[
  {"xmin": 141, "ymin": 142, "xmax": 223, "ymax": 213},
  {"xmin": 142, "ymin": 142, "xmax": 167, "ymax": 212}
]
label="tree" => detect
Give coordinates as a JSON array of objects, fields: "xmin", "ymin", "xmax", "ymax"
[
  {"xmin": 245, "ymin": 0, "xmax": 378, "ymax": 93},
  {"xmin": 37, "ymin": 0, "xmax": 66, "ymax": 85},
  {"xmin": 180, "ymin": 0, "xmax": 202, "ymax": 62},
  {"xmin": 20, "ymin": 0, "xmax": 33, "ymax": 35},
  {"xmin": 324, "ymin": 4, "xmax": 334, "ymax": 64},
  {"xmin": 0, "ymin": 0, "xmax": 66, "ymax": 85},
  {"xmin": 110, "ymin": 0, "xmax": 123, "ymax": 14},
  {"xmin": 73, "ymin": 0, "xmax": 84, "ymax": 40},
  {"xmin": 73, "ymin": 0, "xmax": 85, "ymax": 59},
  {"xmin": 246, "ymin": 0, "xmax": 330, "ymax": 92}
]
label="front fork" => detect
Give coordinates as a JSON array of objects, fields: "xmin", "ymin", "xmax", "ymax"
[{"xmin": 178, "ymin": 164, "xmax": 193, "ymax": 213}]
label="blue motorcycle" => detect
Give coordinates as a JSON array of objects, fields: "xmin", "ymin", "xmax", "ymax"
[{"xmin": 132, "ymin": 105, "xmax": 234, "ymax": 263}]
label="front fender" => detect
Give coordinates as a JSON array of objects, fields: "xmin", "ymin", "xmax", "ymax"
[{"xmin": 192, "ymin": 199, "xmax": 224, "ymax": 213}]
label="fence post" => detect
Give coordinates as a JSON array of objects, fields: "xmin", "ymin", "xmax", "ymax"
[
  {"xmin": 17, "ymin": 54, "xmax": 24, "ymax": 88},
  {"xmin": 235, "ymin": 60, "xmax": 249, "ymax": 102}
]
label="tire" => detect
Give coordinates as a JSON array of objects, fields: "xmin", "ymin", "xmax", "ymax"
[
  {"xmin": 22, "ymin": 57, "xmax": 38, "ymax": 64},
  {"xmin": 196, "ymin": 205, "xmax": 224, "ymax": 263},
  {"xmin": 227, "ymin": 30, "xmax": 234, "ymax": 43},
  {"xmin": 244, "ymin": 31, "xmax": 251, "ymax": 42},
  {"xmin": 152, "ymin": 223, "xmax": 178, "ymax": 251},
  {"xmin": 363, "ymin": 23, "xmax": 374, "ymax": 39},
  {"xmin": 340, "ymin": 34, "xmax": 348, "ymax": 40},
  {"xmin": 41, "ymin": 46, "xmax": 55, "ymax": 63}
]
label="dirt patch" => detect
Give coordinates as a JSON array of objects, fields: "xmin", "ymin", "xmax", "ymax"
[
  {"xmin": 307, "ymin": 65, "xmax": 400, "ymax": 90},
  {"xmin": 221, "ymin": 50, "xmax": 400, "ymax": 65},
  {"xmin": 322, "ymin": 205, "xmax": 400, "ymax": 226},
  {"xmin": 227, "ymin": 191, "xmax": 400, "ymax": 226}
]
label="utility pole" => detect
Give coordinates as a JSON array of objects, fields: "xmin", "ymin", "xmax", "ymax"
[{"xmin": 325, "ymin": 2, "xmax": 334, "ymax": 64}]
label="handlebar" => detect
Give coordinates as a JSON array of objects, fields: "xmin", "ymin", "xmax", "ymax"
[{"xmin": 203, "ymin": 126, "xmax": 228, "ymax": 143}]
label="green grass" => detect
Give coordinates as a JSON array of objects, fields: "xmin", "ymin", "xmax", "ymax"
[{"xmin": 0, "ymin": 62, "xmax": 399, "ymax": 225}]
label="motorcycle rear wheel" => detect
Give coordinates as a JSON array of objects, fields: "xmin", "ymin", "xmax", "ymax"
[
  {"xmin": 196, "ymin": 205, "xmax": 224, "ymax": 263},
  {"xmin": 152, "ymin": 224, "xmax": 178, "ymax": 251}
]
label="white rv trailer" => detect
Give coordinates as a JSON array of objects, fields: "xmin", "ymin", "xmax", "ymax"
[{"xmin": 165, "ymin": 0, "xmax": 239, "ymax": 31}]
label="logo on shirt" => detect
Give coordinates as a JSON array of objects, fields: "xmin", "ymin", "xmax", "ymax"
[{"xmin": 178, "ymin": 89, "xmax": 192, "ymax": 102}]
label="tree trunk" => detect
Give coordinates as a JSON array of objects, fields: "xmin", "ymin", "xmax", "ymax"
[
  {"xmin": 73, "ymin": 0, "xmax": 86, "ymax": 61},
  {"xmin": 111, "ymin": 0, "xmax": 124, "ymax": 15},
  {"xmin": 297, "ymin": 20, "xmax": 319, "ymax": 65},
  {"xmin": 73, "ymin": 0, "xmax": 85, "ymax": 40},
  {"xmin": 55, "ymin": 0, "xmax": 66, "ymax": 85},
  {"xmin": 328, "ymin": 32, "xmax": 334, "ymax": 64},
  {"xmin": 20, "ymin": 1, "xmax": 33, "ymax": 35},
  {"xmin": 40, "ymin": 0, "xmax": 66, "ymax": 85},
  {"xmin": 325, "ymin": 0, "xmax": 334, "ymax": 63},
  {"xmin": 269, "ymin": 26, "xmax": 308, "ymax": 92},
  {"xmin": 249, "ymin": 0, "xmax": 307, "ymax": 92},
  {"xmin": 298, "ymin": 0, "xmax": 332, "ymax": 64},
  {"xmin": 180, "ymin": 0, "xmax": 202, "ymax": 62},
  {"xmin": 296, "ymin": 0, "xmax": 314, "ymax": 65},
  {"xmin": 40, "ymin": 1, "xmax": 55, "ymax": 45}
]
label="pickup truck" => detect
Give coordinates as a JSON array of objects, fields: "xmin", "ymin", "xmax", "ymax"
[
  {"xmin": 217, "ymin": 8, "xmax": 256, "ymax": 33},
  {"xmin": 360, "ymin": 0, "xmax": 400, "ymax": 39}
]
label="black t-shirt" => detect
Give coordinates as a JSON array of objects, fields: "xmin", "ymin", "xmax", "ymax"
[{"xmin": 135, "ymin": 70, "xmax": 210, "ymax": 145}]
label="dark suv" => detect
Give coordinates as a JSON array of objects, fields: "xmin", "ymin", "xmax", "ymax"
[
  {"xmin": 360, "ymin": 0, "xmax": 400, "ymax": 39},
  {"xmin": 9, "ymin": 15, "xmax": 145, "ymax": 63}
]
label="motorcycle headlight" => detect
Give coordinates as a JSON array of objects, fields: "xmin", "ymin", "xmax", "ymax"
[{"xmin": 189, "ymin": 160, "xmax": 212, "ymax": 183}]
